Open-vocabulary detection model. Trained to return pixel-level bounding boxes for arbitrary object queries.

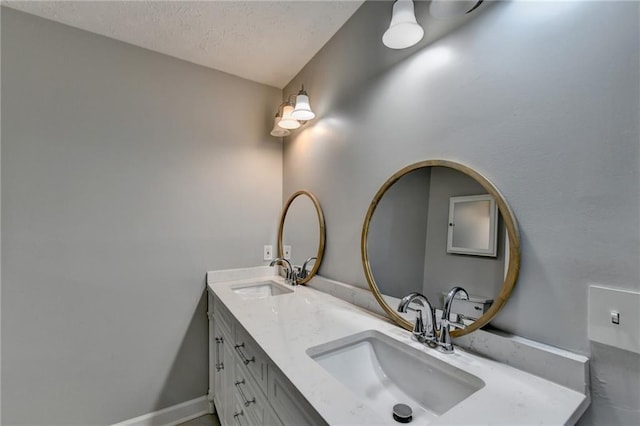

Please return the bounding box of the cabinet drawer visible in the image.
[234,326,269,394]
[233,360,268,425]
[230,395,251,426]
[214,297,234,341]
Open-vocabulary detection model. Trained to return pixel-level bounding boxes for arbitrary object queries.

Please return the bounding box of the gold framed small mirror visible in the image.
[277,190,326,285]
[361,160,521,337]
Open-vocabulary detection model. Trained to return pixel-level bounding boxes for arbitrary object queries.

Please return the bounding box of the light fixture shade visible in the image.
[278,104,301,130]
[382,0,424,49]
[270,116,291,137]
[291,93,315,121]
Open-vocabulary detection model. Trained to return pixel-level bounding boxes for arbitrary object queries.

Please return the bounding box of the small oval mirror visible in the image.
[278,190,326,284]
[361,160,520,337]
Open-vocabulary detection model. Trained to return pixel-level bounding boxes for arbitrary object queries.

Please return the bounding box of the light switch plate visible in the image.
[283,245,291,260]
[588,285,640,354]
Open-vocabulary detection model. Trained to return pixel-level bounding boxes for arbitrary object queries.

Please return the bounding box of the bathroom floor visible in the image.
[178,413,220,426]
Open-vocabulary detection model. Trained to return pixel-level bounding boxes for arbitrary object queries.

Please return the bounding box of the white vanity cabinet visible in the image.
[208,289,326,426]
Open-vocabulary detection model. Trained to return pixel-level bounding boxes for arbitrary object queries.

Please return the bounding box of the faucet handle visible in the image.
[441,317,466,330]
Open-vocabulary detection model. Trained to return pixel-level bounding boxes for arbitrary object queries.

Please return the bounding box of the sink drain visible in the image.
[392,403,413,423]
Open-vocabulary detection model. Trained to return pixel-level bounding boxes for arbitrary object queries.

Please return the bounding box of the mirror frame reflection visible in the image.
[277,190,326,285]
[361,160,521,337]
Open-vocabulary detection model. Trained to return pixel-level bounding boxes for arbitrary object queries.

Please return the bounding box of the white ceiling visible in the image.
[3,0,365,88]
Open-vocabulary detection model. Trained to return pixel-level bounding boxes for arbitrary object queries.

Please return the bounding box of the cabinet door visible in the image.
[213,317,236,425]
[268,367,327,426]
[208,291,215,412]
[262,403,283,426]
[212,317,225,419]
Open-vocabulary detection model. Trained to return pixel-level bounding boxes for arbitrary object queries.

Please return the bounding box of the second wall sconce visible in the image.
[270,85,316,137]
[383,0,484,50]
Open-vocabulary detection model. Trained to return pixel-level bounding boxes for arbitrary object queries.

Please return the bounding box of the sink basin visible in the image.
[307,330,485,423]
[231,281,293,299]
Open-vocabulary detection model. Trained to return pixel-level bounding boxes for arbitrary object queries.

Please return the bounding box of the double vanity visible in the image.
[207,160,590,425]
[207,269,589,425]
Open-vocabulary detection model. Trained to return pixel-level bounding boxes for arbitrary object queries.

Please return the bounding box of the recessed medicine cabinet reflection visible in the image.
[447,194,498,257]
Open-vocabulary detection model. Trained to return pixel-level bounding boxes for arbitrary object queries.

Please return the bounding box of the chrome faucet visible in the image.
[397,292,437,344]
[297,256,317,280]
[269,257,297,285]
[438,286,469,353]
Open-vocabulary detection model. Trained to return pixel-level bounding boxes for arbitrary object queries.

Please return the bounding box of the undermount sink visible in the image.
[231,281,293,299]
[306,330,485,424]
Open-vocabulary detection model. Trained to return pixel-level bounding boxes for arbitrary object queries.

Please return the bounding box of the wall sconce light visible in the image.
[383,0,484,50]
[278,103,301,130]
[269,85,315,137]
[382,0,424,49]
[270,113,291,137]
[291,86,315,121]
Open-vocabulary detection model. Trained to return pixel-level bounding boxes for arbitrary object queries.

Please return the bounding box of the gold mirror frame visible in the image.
[277,190,326,285]
[361,160,521,337]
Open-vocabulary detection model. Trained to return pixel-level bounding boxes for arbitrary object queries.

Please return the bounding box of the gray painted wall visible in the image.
[1,8,282,425]
[283,1,639,424]
[0,6,3,424]
[422,167,505,307]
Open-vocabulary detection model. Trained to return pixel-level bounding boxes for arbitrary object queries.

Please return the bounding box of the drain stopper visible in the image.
[392,403,413,423]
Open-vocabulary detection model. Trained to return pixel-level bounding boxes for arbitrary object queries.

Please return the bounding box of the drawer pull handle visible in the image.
[234,379,256,407]
[215,336,224,371]
[233,409,244,426]
[234,343,255,365]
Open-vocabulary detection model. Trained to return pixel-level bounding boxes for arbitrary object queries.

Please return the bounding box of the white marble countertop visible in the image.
[208,268,589,426]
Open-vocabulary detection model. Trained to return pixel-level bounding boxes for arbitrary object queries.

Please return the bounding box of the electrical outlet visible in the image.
[263,245,273,261]
[284,245,291,260]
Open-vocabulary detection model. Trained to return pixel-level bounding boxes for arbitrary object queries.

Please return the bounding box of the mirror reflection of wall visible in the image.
[368,168,431,299]
[282,194,319,267]
[278,190,327,284]
[367,166,506,310]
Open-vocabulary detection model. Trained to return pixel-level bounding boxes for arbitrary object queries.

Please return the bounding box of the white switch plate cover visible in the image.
[263,245,273,261]
[283,245,291,260]
[588,285,640,354]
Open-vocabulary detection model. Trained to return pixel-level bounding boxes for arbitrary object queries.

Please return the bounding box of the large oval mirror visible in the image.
[278,190,326,284]
[361,160,520,337]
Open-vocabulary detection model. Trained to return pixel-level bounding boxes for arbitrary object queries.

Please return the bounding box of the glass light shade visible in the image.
[291,94,315,121]
[382,0,424,50]
[278,105,301,130]
[270,117,291,137]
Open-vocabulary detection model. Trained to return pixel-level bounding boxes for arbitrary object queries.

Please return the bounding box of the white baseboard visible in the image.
[112,396,209,426]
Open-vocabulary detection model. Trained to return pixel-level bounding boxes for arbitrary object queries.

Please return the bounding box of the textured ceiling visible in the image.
[3,0,365,88]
